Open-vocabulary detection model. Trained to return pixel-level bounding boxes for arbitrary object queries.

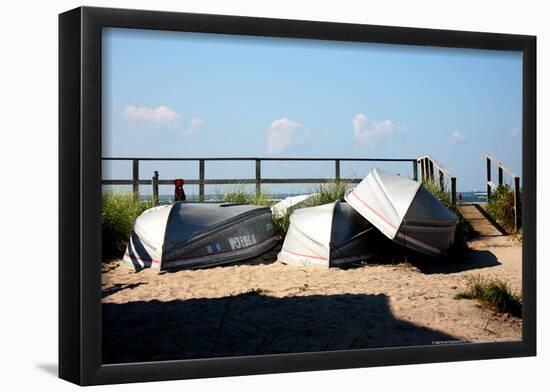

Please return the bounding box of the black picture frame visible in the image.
[59,6,536,386]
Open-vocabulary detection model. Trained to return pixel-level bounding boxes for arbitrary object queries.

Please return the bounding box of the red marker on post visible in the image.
[174,179,186,201]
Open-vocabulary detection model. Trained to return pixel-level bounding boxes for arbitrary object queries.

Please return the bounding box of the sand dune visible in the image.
[102,236,522,363]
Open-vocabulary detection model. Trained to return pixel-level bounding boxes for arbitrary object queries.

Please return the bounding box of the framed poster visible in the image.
[59,6,536,385]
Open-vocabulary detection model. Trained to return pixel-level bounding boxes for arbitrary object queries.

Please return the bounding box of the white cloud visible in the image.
[123,105,181,126]
[123,105,204,135]
[511,126,521,137]
[448,130,467,143]
[184,117,204,135]
[266,118,306,154]
[352,113,404,144]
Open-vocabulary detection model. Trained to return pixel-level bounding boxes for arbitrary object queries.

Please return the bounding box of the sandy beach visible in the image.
[102,235,522,364]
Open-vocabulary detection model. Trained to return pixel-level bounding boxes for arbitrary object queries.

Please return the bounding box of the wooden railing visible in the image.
[486,155,521,230]
[102,157,418,202]
[417,155,457,205]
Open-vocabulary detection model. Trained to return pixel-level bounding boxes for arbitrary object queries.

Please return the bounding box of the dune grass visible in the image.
[454,274,522,317]
[304,180,351,207]
[223,188,253,204]
[271,212,291,240]
[486,184,520,233]
[102,192,152,260]
[223,188,275,206]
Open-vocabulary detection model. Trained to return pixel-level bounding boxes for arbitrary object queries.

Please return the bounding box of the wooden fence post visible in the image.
[439,170,444,191]
[428,159,435,182]
[498,166,504,187]
[152,171,159,206]
[451,177,457,206]
[423,158,428,182]
[199,159,205,202]
[412,160,418,181]
[420,158,428,182]
[486,157,492,201]
[514,176,521,231]
[255,159,261,197]
[132,159,139,200]
[335,159,340,181]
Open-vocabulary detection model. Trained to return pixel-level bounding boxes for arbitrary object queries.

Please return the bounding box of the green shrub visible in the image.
[454,274,522,317]
[486,184,520,233]
[102,193,151,260]
[423,179,472,252]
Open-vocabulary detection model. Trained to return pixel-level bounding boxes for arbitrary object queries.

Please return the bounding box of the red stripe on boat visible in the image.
[350,190,397,230]
[282,248,327,260]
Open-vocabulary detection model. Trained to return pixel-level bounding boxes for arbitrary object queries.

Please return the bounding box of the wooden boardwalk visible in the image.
[457,203,506,238]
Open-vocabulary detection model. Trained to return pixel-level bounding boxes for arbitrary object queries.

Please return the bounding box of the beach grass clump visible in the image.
[223,188,251,204]
[250,191,274,206]
[305,180,352,207]
[454,275,522,317]
[102,192,152,260]
[423,179,473,252]
[271,211,291,240]
[486,184,520,233]
[223,188,275,206]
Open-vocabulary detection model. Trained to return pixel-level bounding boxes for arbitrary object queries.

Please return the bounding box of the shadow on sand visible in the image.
[236,240,501,275]
[408,249,500,274]
[102,282,146,298]
[103,292,463,364]
[256,242,500,275]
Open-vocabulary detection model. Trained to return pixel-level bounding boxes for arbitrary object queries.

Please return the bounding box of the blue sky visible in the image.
[102,28,522,194]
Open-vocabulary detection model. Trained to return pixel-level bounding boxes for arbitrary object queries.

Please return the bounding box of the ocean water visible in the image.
[146,190,488,204]
[456,191,488,204]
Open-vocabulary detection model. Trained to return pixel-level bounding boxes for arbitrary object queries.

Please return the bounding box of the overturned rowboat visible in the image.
[345,168,458,257]
[277,200,394,267]
[123,202,277,271]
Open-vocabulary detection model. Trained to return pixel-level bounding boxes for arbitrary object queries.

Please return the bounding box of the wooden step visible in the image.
[457,204,504,237]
